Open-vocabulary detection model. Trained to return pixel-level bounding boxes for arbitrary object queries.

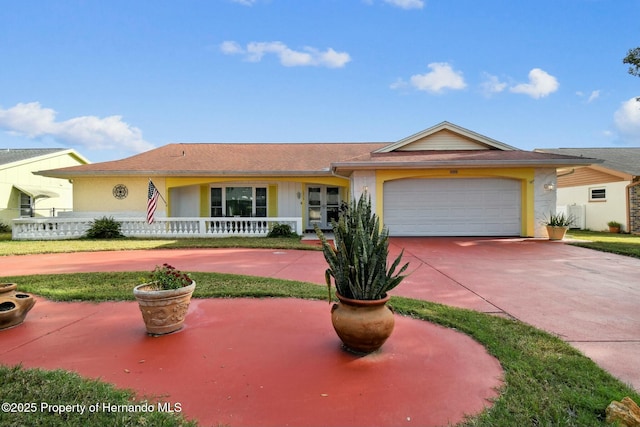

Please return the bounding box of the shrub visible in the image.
[85,216,124,239]
[267,223,297,238]
[0,222,11,233]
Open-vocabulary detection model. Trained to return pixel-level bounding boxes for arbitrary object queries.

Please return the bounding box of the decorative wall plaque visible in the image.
[112,184,128,199]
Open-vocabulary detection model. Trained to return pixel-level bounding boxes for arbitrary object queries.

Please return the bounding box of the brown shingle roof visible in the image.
[36,142,598,178]
[38,143,389,177]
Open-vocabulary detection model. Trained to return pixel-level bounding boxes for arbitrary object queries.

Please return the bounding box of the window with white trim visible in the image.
[589,187,606,202]
[210,186,267,217]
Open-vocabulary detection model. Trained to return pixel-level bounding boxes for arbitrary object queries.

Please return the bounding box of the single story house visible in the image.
[535,148,640,234]
[33,122,595,238]
[0,148,89,225]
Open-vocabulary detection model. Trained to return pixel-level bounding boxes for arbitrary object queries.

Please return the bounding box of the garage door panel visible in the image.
[383,178,521,236]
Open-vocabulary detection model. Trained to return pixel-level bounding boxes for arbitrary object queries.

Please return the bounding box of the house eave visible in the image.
[35,169,337,179]
[331,159,599,171]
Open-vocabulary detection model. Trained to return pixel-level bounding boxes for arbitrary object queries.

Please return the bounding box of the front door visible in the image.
[307,186,341,229]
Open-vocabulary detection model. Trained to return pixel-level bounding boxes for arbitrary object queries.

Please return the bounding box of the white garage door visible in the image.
[383,178,521,236]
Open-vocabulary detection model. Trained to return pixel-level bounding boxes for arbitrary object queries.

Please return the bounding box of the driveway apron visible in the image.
[390,237,640,391]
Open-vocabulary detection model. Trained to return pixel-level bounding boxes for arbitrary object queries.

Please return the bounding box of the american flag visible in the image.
[147,180,160,224]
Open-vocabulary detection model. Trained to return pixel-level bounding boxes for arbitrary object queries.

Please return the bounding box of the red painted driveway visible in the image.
[1,236,639,425]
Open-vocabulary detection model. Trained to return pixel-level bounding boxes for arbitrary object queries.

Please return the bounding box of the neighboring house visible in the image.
[536,148,640,234]
[35,122,594,238]
[0,148,90,226]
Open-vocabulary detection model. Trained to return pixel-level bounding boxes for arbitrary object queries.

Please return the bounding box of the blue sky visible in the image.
[0,0,638,163]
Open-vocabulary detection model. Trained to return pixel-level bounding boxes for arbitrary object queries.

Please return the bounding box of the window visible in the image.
[255,187,267,217]
[210,188,223,217]
[210,186,267,217]
[589,187,606,202]
[19,193,33,217]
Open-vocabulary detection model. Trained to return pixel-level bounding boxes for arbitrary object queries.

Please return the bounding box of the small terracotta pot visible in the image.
[133,281,195,335]
[330,292,395,354]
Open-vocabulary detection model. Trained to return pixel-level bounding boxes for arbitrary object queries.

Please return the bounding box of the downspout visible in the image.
[626,178,640,234]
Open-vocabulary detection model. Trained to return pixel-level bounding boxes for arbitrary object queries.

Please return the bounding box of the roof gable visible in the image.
[376,121,518,153]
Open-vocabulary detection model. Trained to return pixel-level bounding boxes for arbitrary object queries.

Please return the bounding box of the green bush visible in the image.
[84,216,124,239]
[0,222,11,233]
[267,223,297,238]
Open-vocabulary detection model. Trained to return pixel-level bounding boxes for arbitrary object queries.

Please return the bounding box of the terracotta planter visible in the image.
[609,226,621,233]
[0,283,36,330]
[330,292,395,354]
[546,225,569,241]
[133,281,195,335]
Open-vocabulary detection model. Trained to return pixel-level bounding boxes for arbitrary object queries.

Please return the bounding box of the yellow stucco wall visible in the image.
[73,177,168,215]
[167,176,348,220]
[71,175,350,218]
[374,168,536,237]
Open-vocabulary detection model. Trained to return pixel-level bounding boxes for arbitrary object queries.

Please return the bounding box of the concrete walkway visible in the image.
[0,237,638,424]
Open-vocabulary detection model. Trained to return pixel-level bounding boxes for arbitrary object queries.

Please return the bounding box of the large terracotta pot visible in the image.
[330,292,395,354]
[133,281,195,335]
[0,283,36,330]
[546,225,569,241]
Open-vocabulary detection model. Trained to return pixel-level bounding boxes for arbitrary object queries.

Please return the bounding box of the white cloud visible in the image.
[576,89,601,103]
[389,78,409,90]
[480,73,507,96]
[587,90,601,103]
[407,62,466,93]
[219,40,243,55]
[613,97,640,143]
[509,68,559,99]
[383,0,425,9]
[230,0,257,5]
[0,102,154,153]
[220,40,351,68]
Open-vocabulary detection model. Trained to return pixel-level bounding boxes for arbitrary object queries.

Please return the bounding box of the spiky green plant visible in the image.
[315,193,409,301]
[542,212,576,227]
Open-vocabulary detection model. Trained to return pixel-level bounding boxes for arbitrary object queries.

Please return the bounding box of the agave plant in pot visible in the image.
[542,212,575,241]
[133,264,195,336]
[315,194,409,354]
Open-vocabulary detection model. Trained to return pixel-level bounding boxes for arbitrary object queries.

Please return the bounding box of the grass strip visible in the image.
[0,365,196,427]
[567,230,640,259]
[0,234,317,256]
[2,271,639,426]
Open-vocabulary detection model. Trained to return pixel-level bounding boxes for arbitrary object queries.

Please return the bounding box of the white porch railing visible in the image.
[12,217,304,240]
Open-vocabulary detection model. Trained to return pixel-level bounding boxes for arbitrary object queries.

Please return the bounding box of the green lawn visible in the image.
[567,230,640,259]
[0,233,316,256]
